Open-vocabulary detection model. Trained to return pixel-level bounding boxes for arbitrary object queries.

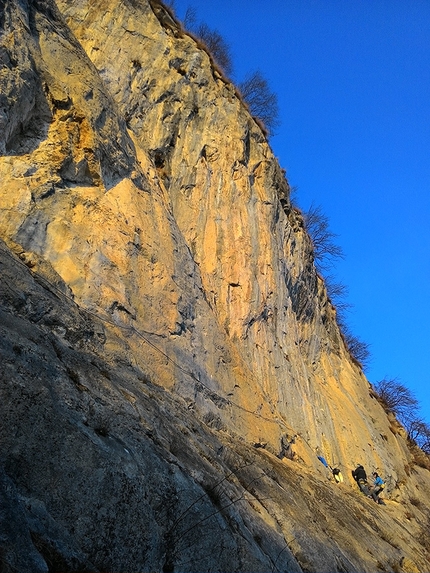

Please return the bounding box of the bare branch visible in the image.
[406,418,430,452]
[195,23,233,75]
[183,6,197,29]
[343,331,371,369]
[374,378,419,422]
[239,71,280,136]
[324,275,352,317]
[303,204,344,271]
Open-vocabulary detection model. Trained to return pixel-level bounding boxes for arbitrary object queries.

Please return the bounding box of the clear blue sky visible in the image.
[171,0,430,422]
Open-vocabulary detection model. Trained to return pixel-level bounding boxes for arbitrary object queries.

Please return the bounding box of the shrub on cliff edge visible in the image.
[303,203,344,272]
[238,71,280,136]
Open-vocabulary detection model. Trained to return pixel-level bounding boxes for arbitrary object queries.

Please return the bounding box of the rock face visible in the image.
[1,1,429,572]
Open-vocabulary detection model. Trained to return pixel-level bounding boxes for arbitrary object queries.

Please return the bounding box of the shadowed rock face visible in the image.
[1,1,430,571]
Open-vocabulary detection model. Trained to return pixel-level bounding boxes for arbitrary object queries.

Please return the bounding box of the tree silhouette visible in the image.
[374,378,419,423]
[303,204,344,271]
[195,23,233,75]
[324,275,351,316]
[239,71,280,136]
[343,331,371,369]
[406,418,430,454]
[183,6,197,29]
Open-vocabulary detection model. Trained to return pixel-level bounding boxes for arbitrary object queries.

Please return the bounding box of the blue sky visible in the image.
[171,0,430,422]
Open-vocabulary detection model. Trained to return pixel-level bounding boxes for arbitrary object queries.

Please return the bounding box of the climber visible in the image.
[278,434,297,461]
[352,464,370,495]
[369,472,385,504]
[332,467,344,483]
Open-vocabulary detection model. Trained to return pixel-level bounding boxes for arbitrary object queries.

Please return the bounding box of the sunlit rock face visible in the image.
[1,1,429,572]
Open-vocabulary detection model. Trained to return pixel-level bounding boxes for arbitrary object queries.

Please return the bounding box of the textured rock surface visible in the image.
[1,1,430,571]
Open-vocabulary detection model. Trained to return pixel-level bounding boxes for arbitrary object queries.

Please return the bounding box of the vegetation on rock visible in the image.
[1,0,430,571]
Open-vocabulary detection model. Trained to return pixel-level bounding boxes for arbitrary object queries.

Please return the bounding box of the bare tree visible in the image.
[195,23,233,75]
[374,378,419,423]
[406,418,430,454]
[343,331,371,370]
[324,275,351,315]
[183,5,197,29]
[303,204,344,271]
[239,71,280,136]
[300,205,369,369]
[333,312,370,369]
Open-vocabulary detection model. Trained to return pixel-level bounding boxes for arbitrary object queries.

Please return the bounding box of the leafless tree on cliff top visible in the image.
[195,23,233,75]
[303,203,344,271]
[406,418,430,455]
[183,6,197,29]
[324,275,351,315]
[239,71,280,136]
[374,378,419,422]
[344,332,371,369]
[335,309,371,370]
[374,378,430,459]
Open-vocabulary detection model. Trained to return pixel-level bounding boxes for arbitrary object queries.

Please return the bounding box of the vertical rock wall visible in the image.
[0,0,416,487]
[2,2,430,571]
[52,0,409,479]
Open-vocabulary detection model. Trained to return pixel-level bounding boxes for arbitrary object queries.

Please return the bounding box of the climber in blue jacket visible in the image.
[370,472,385,504]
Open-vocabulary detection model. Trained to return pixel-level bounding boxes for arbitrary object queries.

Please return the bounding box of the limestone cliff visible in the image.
[1,1,429,572]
